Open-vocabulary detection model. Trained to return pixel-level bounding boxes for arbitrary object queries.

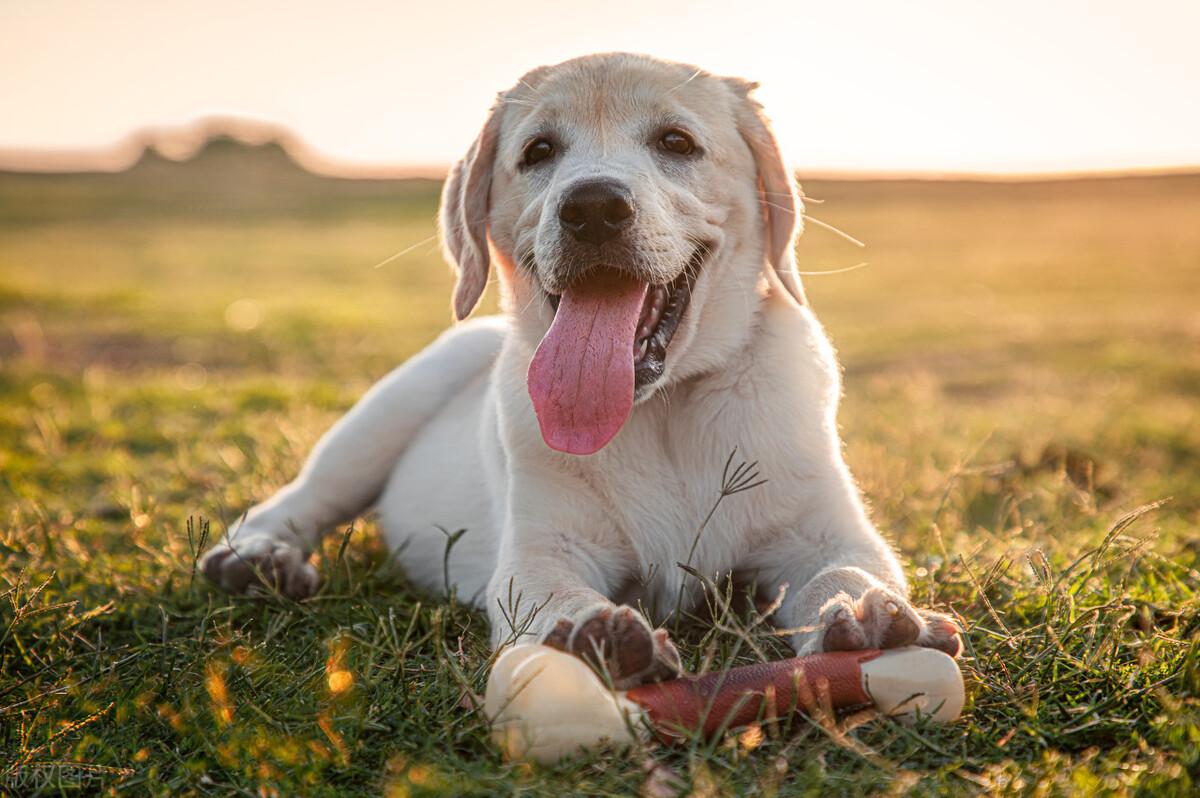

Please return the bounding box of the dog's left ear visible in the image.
[440,97,503,320]
[727,79,807,306]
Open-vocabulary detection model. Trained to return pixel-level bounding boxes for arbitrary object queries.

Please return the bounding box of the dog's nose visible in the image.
[558,180,634,245]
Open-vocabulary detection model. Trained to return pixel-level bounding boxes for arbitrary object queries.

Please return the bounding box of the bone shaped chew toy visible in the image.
[486,644,965,763]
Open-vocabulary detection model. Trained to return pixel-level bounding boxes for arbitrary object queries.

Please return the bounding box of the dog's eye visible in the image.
[523,138,555,167]
[659,129,696,156]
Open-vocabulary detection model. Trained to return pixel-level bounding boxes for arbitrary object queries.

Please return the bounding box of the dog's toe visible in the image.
[649,628,683,680]
[819,596,870,652]
[858,587,922,649]
[916,609,964,657]
[608,606,658,678]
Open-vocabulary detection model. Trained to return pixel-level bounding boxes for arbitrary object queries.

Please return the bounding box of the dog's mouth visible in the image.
[545,251,701,394]
[528,245,708,455]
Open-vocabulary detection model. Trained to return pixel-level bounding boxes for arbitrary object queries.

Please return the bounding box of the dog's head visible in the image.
[440,53,804,454]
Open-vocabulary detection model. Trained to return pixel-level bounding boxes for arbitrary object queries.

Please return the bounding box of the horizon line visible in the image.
[2,121,1198,184]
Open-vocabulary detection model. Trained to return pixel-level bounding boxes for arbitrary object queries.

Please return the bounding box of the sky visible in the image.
[3,0,1199,175]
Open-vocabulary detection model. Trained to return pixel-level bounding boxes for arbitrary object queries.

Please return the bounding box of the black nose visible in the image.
[558,180,634,245]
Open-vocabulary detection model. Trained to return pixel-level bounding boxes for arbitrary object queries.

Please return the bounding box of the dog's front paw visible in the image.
[542,604,682,689]
[819,587,962,657]
[200,533,320,600]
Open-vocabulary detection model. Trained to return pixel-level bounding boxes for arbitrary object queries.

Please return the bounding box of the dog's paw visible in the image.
[819,587,962,657]
[200,533,320,600]
[542,604,682,689]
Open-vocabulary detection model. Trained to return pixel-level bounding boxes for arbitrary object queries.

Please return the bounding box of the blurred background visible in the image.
[2,0,1197,501]
[2,0,1198,560]
[2,2,1199,794]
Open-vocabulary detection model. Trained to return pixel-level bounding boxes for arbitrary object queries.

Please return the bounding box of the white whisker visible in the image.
[802,214,866,248]
[667,68,704,95]
[371,234,439,269]
[795,262,870,276]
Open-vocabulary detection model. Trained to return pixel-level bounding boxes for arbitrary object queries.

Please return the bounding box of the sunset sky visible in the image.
[3,0,1198,174]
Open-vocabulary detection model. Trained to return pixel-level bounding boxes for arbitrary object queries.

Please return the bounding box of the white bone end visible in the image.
[485,644,645,763]
[859,646,965,723]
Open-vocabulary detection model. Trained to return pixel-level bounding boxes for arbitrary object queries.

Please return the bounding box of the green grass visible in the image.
[2,144,1199,796]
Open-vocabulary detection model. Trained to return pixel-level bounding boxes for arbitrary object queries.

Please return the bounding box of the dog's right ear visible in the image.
[440,99,503,320]
[725,78,807,307]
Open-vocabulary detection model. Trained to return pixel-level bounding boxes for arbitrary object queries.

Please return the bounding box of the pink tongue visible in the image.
[527,271,648,455]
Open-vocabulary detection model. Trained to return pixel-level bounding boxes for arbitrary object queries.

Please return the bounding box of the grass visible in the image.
[1,141,1199,796]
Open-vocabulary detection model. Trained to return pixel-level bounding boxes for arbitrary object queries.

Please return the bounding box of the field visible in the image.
[1,138,1199,796]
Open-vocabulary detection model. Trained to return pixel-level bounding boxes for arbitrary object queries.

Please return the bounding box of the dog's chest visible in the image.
[620,490,757,620]
[595,398,790,617]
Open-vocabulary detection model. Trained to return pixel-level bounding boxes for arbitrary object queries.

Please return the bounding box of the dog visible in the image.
[201,53,961,687]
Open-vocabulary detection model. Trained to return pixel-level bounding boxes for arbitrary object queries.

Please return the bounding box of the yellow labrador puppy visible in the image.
[202,53,960,686]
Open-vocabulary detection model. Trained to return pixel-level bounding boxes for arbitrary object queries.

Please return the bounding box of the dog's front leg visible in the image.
[486,500,682,688]
[753,484,962,658]
[201,318,504,598]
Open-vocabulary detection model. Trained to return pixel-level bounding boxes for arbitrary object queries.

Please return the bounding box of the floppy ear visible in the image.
[440,99,503,320]
[728,81,807,306]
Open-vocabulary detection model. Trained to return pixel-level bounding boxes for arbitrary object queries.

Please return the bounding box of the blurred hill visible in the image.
[0,126,443,225]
